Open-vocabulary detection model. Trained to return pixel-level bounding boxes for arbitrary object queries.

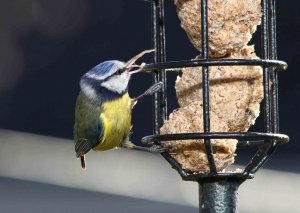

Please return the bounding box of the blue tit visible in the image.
[74,50,164,169]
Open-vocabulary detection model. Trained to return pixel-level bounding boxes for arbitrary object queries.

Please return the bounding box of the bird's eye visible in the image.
[115,68,124,75]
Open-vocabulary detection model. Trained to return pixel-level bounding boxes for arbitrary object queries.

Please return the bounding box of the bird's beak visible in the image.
[126,49,154,74]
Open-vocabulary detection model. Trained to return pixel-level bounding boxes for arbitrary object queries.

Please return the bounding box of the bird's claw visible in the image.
[146,82,163,96]
[148,144,166,153]
[133,82,163,103]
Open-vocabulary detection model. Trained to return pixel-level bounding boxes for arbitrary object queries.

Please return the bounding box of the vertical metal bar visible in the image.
[262,0,271,133]
[151,0,160,135]
[151,0,167,135]
[158,0,167,121]
[244,0,273,175]
[254,0,281,172]
[201,0,217,174]
[270,0,279,133]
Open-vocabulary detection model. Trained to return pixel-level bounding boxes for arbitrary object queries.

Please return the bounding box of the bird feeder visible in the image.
[141,0,289,212]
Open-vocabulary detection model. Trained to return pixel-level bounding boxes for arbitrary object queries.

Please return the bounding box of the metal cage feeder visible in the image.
[141,0,289,212]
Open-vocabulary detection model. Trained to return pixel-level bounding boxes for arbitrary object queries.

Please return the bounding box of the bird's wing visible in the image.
[74,92,103,157]
[75,138,92,157]
[74,119,103,157]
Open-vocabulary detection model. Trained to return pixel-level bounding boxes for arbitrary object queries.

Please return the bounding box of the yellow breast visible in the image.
[93,93,132,151]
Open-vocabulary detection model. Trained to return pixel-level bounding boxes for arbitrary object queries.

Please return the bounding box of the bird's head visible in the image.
[80,49,153,100]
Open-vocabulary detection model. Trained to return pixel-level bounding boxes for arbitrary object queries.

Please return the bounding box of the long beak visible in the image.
[126,49,154,74]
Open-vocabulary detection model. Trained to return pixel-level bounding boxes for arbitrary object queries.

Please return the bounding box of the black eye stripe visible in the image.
[115,68,125,75]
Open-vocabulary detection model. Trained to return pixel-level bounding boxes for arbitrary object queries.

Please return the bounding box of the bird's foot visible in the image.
[133,144,166,153]
[133,82,163,103]
[121,140,166,153]
[147,144,166,153]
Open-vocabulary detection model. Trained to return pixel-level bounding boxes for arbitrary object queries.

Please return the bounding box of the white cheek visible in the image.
[80,82,97,99]
[101,72,130,94]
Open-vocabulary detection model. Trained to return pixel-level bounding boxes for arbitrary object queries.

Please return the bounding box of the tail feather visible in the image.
[80,155,86,170]
[75,138,94,169]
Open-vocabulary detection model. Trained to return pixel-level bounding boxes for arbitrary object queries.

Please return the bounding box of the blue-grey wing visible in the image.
[74,92,103,157]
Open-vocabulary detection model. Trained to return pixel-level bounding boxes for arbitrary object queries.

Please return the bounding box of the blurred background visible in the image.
[0,0,299,212]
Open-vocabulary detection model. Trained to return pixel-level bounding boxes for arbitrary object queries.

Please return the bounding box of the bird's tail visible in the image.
[80,155,86,170]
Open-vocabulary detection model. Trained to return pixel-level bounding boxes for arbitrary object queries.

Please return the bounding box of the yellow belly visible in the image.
[93,93,132,151]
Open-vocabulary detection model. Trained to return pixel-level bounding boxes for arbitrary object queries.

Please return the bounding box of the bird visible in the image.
[73,49,164,169]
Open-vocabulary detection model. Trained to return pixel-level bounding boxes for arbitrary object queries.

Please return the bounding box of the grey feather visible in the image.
[74,92,103,157]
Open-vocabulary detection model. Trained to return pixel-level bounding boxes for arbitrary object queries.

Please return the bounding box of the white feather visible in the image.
[80,82,97,100]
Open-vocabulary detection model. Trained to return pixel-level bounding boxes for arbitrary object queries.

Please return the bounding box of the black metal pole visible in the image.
[200,0,217,175]
[151,0,160,135]
[151,0,167,135]
[198,179,242,213]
